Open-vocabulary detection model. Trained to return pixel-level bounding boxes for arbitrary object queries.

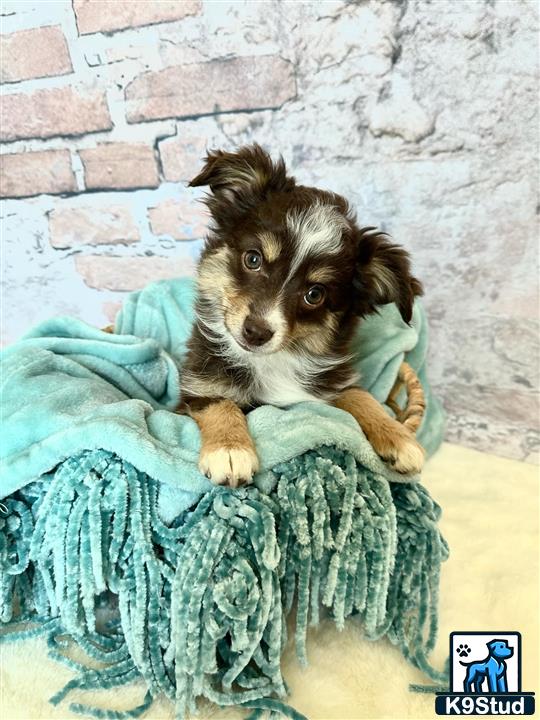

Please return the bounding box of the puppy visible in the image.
[179,144,425,487]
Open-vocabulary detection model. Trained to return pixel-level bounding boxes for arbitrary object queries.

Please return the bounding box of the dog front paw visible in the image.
[369,425,425,475]
[199,445,259,488]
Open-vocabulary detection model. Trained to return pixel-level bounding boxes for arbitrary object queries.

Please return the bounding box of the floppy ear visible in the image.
[189,144,294,213]
[352,227,423,324]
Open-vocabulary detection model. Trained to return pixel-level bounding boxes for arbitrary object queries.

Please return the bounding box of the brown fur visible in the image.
[259,231,281,262]
[181,144,425,484]
[191,399,258,487]
[332,388,425,474]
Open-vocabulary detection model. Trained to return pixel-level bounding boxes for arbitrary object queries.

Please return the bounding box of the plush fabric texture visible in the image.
[2,444,538,720]
[0,279,447,719]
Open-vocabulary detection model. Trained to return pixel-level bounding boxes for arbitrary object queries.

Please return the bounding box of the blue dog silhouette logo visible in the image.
[458,638,513,693]
[435,631,535,716]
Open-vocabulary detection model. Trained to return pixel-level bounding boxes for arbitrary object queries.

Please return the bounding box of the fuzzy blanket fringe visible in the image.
[1,446,448,719]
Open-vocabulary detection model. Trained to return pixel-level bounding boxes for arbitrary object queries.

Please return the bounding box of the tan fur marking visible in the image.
[291,323,331,354]
[333,387,425,474]
[307,267,337,284]
[198,246,232,298]
[223,288,251,337]
[191,399,259,486]
[180,372,252,406]
[259,232,281,263]
[370,257,399,298]
[192,399,252,453]
[221,162,267,190]
[253,167,269,186]
[289,313,338,354]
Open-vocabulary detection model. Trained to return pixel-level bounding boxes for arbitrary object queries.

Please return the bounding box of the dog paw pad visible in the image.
[457,643,471,658]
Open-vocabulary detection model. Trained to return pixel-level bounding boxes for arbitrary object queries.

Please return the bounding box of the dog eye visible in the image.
[304,284,326,307]
[243,250,262,271]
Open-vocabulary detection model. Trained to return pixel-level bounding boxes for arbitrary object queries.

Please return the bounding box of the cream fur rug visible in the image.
[1,443,538,719]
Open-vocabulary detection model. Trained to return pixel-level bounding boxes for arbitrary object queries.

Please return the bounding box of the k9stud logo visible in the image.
[435,632,535,715]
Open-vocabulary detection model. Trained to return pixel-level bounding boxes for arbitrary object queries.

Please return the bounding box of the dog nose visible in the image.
[242,316,274,347]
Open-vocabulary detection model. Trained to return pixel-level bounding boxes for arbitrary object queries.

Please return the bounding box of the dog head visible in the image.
[488,640,514,660]
[190,144,422,358]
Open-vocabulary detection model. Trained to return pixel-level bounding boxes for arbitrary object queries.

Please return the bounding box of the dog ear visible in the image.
[189,144,294,212]
[352,227,423,324]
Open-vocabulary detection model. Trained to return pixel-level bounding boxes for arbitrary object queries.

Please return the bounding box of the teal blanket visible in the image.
[1,279,443,512]
[0,279,448,719]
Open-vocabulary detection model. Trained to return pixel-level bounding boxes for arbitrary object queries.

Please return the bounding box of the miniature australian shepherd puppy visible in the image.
[179,144,425,487]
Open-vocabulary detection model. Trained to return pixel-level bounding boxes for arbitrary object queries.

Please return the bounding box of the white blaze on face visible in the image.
[262,299,287,352]
[286,201,347,280]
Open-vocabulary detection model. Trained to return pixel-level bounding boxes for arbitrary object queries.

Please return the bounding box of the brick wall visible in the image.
[1,0,538,462]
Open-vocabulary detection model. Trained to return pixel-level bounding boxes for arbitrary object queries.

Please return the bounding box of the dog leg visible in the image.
[188,398,259,487]
[487,666,501,693]
[333,387,425,474]
[474,677,484,693]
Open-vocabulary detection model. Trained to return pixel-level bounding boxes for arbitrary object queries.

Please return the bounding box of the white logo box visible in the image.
[450,632,521,693]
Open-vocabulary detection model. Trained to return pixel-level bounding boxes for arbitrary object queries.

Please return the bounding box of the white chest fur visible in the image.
[248,351,321,407]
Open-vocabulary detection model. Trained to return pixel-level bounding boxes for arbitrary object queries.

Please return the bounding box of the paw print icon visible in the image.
[456,643,471,658]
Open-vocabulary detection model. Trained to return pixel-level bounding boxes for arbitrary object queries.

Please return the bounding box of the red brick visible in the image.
[79,143,159,191]
[0,150,76,198]
[125,56,296,123]
[49,205,140,249]
[1,87,112,143]
[73,0,200,35]
[75,255,196,292]
[148,199,208,240]
[158,133,207,182]
[0,25,72,83]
